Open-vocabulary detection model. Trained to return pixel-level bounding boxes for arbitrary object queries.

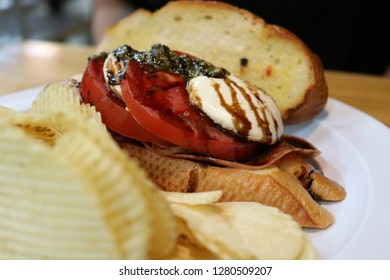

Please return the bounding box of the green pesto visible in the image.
[93,44,229,81]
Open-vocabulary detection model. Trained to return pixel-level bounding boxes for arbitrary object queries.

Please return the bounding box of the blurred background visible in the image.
[0,0,92,45]
[1,0,389,76]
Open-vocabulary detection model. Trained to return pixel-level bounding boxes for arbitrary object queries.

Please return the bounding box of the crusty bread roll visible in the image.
[119,141,334,228]
[96,0,328,124]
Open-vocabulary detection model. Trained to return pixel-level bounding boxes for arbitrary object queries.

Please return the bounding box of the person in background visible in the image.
[92,0,390,76]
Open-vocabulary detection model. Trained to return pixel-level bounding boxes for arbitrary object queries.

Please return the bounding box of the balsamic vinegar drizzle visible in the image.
[210,77,274,141]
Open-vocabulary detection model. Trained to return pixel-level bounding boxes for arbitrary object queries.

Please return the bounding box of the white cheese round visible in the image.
[103,53,125,100]
[187,75,283,144]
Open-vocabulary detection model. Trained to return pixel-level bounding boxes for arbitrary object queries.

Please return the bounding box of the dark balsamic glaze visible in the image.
[211,77,273,141]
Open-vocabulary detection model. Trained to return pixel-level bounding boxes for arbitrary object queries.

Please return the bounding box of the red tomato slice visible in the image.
[121,59,264,161]
[80,58,169,145]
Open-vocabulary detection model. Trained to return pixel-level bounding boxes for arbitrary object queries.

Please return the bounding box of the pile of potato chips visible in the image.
[0,81,315,259]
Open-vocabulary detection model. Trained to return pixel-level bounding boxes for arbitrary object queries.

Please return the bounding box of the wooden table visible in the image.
[1,40,389,127]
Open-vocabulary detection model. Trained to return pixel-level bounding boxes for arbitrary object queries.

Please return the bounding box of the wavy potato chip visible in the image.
[170,201,315,260]
[297,234,317,260]
[0,105,18,115]
[0,92,176,259]
[0,109,61,145]
[53,131,151,259]
[142,188,177,259]
[1,82,103,146]
[51,113,176,259]
[161,190,223,205]
[28,83,178,258]
[0,120,121,259]
[30,81,102,124]
[165,218,218,260]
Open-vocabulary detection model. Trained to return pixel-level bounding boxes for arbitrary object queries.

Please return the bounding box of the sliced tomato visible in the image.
[121,59,264,161]
[80,58,169,145]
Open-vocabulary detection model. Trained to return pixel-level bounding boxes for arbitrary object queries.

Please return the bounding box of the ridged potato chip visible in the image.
[1,81,104,146]
[51,113,176,259]
[0,109,60,145]
[170,201,315,260]
[0,120,120,259]
[30,83,177,258]
[0,85,176,259]
[0,105,18,115]
[141,188,177,259]
[161,190,223,205]
[165,218,218,260]
[297,234,317,260]
[30,81,102,125]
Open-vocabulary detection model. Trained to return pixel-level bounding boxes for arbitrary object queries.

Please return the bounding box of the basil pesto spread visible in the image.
[91,44,229,81]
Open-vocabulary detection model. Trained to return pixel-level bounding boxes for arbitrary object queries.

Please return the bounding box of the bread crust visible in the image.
[268,25,328,123]
[119,141,334,228]
[97,0,328,124]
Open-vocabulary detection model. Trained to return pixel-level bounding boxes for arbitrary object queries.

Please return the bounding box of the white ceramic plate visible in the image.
[1,87,390,260]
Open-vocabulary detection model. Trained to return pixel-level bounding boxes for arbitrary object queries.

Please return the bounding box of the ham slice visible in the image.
[117,135,345,228]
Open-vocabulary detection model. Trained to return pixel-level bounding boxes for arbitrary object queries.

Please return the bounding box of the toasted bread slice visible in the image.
[119,141,334,228]
[96,1,328,124]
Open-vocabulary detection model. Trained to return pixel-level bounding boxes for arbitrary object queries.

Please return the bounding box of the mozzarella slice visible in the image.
[187,75,283,144]
[103,53,125,100]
